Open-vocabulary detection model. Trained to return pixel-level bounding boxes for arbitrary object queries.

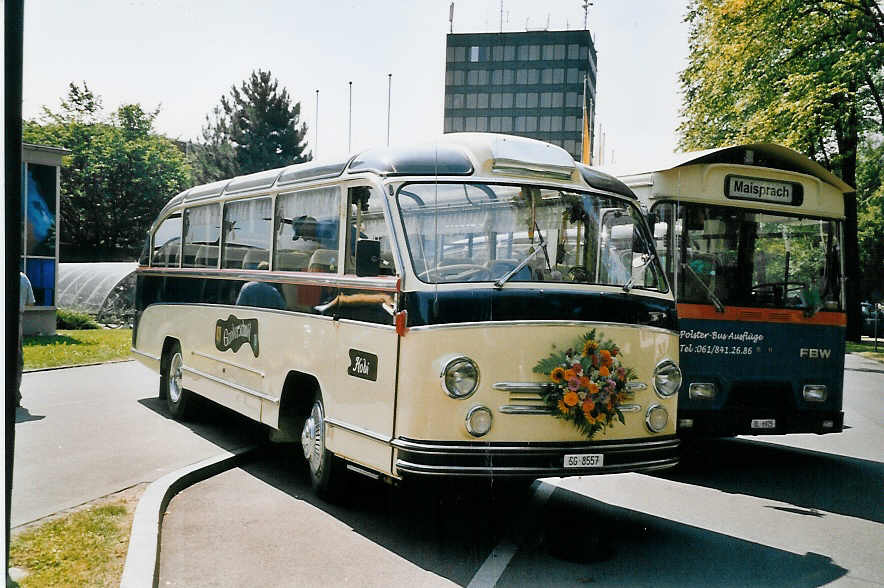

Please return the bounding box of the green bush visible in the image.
[56,308,101,330]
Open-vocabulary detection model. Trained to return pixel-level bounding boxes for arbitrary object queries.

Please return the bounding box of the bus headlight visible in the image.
[646,404,669,433]
[653,359,682,397]
[441,356,479,399]
[465,405,493,437]
[803,384,827,402]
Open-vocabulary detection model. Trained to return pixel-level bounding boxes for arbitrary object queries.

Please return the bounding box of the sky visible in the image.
[22,0,691,171]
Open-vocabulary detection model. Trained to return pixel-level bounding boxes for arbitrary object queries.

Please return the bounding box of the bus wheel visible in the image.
[300,393,340,498]
[162,342,193,420]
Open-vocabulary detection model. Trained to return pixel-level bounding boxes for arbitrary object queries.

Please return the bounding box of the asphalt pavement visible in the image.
[11,361,265,528]
[156,354,884,587]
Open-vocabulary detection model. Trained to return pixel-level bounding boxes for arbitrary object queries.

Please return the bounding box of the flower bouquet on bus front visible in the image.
[533,329,635,439]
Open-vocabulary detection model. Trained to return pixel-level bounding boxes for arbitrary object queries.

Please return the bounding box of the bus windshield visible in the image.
[656,202,843,311]
[398,182,666,291]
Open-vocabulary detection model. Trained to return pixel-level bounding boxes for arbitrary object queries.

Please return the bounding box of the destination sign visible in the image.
[724,175,802,205]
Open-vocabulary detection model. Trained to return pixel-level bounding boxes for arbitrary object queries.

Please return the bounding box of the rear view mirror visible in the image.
[355,239,381,277]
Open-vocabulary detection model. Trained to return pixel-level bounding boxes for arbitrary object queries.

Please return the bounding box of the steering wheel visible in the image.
[419,264,492,282]
[567,266,590,282]
[752,281,805,305]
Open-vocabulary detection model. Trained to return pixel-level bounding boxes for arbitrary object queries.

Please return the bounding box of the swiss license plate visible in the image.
[751,418,776,429]
[564,453,604,468]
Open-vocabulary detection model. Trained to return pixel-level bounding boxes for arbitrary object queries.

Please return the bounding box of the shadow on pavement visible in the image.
[656,437,884,524]
[137,396,268,452]
[14,407,45,424]
[235,447,847,587]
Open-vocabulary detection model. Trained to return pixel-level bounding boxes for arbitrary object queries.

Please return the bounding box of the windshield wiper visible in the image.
[682,262,725,313]
[494,244,546,289]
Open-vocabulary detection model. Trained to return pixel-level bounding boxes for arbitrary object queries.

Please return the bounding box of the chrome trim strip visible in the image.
[324,416,392,444]
[626,382,648,391]
[181,366,277,402]
[492,382,550,393]
[190,350,265,377]
[499,405,555,415]
[395,457,678,476]
[346,464,381,480]
[142,302,335,321]
[137,267,399,291]
[618,403,642,413]
[336,319,396,331]
[409,320,678,336]
[391,437,679,455]
[131,348,160,362]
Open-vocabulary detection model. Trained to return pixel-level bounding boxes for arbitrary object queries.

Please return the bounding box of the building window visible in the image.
[490,116,502,132]
[504,45,515,61]
[492,69,502,85]
[501,92,513,108]
[514,116,526,131]
[477,93,489,108]
[444,117,453,132]
[551,116,563,131]
[541,69,552,84]
[466,93,477,109]
[452,94,464,109]
[475,116,488,131]
[567,68,578,84]
[493,46,503,61]
[445,71,453,85]
[528,69,539,84]
[491,93,501,108]
[552,92,563,107]
[455,46,466,62]
[500,116,512,132]
[527,92,538,108]
[553,68,564,84]
[515,93,526,108]
[452,117,464,131]
[503,69,514,84]
[568,44,579,60]
[580,46,589,60]
[446,47,455,62]
[541,92,552,108]
[517,45,529,60]
[540,116,551,131]
[566,92,579,108]
[470,46,480,62]
[517,69,528,85]
[22,162,59,306]
[555,44,566,60]
[566,115,578,131]
[529,45,540,60]
[542,45,554,60]
[525,116,537,132]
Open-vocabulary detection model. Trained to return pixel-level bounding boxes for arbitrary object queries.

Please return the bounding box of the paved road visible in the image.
[158,354,884,587]
[11,361,265,527]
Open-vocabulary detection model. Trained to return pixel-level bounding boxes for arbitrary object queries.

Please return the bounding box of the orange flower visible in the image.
[563,391,579,407]
[557,399,569,414]
[563,369,577,381]
[550,367,566,383]
[599,365,610,378]
[584,411,596,425]
[579,376,591,389]
[600,349,613,367]
[588,382,599,394]
[582,340,598,356]
[582,398,595,414]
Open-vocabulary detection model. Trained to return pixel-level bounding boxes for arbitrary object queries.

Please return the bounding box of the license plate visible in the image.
[751,419,776,429]
[564,454,604,468]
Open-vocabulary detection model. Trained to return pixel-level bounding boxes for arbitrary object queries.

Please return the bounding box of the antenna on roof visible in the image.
[449,2,454,33]
[499,0,503,32]
[582,0,594,30]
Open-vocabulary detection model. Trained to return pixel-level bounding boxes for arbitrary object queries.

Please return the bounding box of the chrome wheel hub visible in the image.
[169,352,183,403]
[301,402,323,475]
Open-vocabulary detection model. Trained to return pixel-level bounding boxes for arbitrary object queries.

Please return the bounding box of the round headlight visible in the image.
[466,405,493,437]
[653,359,682,397]
[441,356,479,399]
[646,404,669,433]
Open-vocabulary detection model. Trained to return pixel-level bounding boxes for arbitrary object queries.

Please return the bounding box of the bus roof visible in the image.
[164,133,635,212]
[615,143,853,194]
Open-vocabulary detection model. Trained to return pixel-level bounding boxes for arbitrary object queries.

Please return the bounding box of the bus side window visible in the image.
[151,213,182,268]
[346,186,396,276]
[182,204,220,268]
[222,197,272,270]
[274,186,341,272]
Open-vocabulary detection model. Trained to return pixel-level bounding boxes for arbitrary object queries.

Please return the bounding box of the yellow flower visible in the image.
[550,367,566,383]
[582,340,598,356]
[557,399,569,414]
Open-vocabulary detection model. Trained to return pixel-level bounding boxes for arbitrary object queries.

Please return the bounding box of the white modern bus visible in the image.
[132,133,682,495]
[620,143,849,436]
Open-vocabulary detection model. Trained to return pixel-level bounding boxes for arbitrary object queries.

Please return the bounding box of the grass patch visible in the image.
[23,329,132,370]
[9,502,132,587]
[847,340,884,363]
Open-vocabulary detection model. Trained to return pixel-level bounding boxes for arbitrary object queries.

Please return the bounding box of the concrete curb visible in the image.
[120,446,257,588]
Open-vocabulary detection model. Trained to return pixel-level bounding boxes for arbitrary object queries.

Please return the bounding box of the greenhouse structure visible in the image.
[56,262,138,326]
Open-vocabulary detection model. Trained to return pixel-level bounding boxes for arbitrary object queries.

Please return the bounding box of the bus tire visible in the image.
[162,342,193,420]
[300,392,341,498]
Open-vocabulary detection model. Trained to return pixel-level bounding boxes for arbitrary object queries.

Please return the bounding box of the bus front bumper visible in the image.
[677,410,844,437]
[391,437,680,478]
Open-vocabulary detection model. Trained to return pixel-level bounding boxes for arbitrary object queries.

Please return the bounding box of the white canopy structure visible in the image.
[57,262,137,324]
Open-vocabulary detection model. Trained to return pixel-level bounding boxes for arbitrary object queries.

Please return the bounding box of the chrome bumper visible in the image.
[392,436,680,478]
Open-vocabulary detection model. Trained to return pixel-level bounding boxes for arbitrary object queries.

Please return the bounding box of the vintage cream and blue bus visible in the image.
[620,143,849,436]
[132,133,682,495]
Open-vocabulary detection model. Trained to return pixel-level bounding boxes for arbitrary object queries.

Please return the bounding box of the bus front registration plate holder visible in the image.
[751,418,776,430]
[564,454,604,468]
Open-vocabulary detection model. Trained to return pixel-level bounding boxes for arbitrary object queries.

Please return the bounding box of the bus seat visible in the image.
[242,249,269,270]
[308,249,338,273]
[276,250,311,272]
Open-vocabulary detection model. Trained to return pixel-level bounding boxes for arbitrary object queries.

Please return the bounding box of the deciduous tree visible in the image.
[24,82,190,261]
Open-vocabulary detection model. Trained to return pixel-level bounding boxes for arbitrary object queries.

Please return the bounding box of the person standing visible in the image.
[17,272,35,407]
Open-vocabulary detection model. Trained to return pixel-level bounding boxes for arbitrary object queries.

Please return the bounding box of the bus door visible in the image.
[326,185,400,476]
